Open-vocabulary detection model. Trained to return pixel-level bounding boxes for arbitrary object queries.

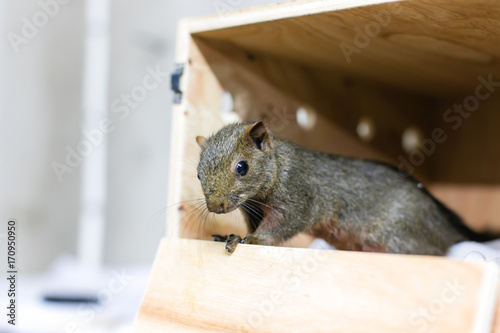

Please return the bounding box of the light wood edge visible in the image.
[131,235,168,328]
[166,21,192,238]
[133,238,498,332]
[493,287,500,333]
[183,0,404,35]
[474,262,500,333]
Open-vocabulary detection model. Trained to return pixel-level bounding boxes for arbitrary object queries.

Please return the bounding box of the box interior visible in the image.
[175,0,500,241]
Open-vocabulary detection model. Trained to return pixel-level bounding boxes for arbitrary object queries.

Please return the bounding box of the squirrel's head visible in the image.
[196,121,276,214]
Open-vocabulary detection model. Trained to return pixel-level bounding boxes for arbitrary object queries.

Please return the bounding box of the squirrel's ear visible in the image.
[245,121,271,151]
[196,136,206,148]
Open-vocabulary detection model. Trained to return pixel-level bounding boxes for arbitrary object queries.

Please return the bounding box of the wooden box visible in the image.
[134,0,500,332]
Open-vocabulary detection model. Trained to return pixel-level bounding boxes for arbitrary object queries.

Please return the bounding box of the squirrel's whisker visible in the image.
[178,201,208,238]
[237,203,261,231]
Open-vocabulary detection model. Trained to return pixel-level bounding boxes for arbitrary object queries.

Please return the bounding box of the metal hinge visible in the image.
[170,63,185,104]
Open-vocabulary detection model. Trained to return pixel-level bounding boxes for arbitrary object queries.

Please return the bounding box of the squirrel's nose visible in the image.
[207,201,225,214]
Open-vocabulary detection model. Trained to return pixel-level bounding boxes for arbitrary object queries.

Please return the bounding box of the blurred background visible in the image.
[0,0,282,331]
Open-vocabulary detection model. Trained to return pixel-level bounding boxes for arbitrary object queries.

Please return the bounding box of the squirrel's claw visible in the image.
[224,234,243,253]
[212,234,242,253]
[212,234,260,253]
[242,234,262,245]
[211,234,228,242]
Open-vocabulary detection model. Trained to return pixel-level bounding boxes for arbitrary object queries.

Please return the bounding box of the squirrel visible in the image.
[195,121,495,255]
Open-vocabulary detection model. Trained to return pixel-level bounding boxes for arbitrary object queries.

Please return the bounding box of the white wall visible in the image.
[1,0,283,273]
[1,0,85,272]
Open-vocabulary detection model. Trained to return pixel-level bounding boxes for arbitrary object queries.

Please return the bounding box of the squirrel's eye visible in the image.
[235,160,249,178]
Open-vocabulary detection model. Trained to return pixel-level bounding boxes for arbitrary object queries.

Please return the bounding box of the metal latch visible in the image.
[170,63,185,104]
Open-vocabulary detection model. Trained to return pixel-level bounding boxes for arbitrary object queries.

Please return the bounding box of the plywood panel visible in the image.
[195,37,434,164]
[145,3,500,332]
[189,0,500,186]
[134,238,499,333]
[427,97,500,184]
[192,0,500,96]
[167,33,248,240]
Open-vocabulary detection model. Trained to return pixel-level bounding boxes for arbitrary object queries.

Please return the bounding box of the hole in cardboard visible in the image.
[356,117,376,142]
[220,91,240,124]
[402,127,424,153]
[296,106,316,130]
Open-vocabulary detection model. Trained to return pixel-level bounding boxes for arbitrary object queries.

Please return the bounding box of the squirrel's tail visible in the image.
[429,190,499,243]
[379,160,499,243]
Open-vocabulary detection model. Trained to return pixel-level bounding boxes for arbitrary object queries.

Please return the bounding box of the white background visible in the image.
[0,0,283,273]
[0,1,283,331]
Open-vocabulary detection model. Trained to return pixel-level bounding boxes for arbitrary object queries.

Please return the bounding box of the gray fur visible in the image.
[197,121,487,255]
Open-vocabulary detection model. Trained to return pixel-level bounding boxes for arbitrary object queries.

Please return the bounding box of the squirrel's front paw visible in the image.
[242,234,264,245]
[211,234,228,242]
[225,234,243,253]
[212,234,243,253]
[212,234,263,253]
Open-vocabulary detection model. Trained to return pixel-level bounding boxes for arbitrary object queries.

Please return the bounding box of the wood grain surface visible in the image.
[192,0,500,96]
[134,238,498,333]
